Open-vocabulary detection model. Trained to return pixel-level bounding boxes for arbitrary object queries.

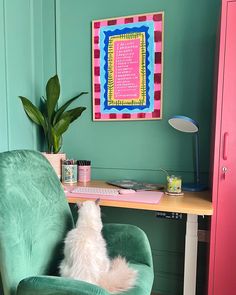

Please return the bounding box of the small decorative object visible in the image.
[166,175,183,195]
[168,115,207,192]
[62,160,77,184]
[19,75,87,177]
[92,12,164,121]
[77,160,91,183]
[159,168,183,196]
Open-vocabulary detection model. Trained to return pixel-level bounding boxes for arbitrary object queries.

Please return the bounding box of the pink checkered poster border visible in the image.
[92,12,164,121]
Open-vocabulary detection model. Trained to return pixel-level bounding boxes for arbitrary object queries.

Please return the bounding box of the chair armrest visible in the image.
[102,224,153,268]
[17,275,109,295]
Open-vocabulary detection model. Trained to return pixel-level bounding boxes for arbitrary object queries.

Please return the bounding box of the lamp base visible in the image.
[182,183,207,192]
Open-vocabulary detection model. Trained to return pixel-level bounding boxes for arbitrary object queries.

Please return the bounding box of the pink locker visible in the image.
[208,0,236,294]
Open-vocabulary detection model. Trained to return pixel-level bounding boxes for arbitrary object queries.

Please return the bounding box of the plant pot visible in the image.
[42,152,66,179]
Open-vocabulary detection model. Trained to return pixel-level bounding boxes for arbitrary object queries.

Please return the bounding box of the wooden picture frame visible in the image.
[92,12,164,121]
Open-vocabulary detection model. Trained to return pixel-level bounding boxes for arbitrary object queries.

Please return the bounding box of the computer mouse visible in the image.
[118,189,136,194]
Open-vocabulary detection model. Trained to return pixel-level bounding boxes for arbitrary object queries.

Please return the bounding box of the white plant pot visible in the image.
[42,152,66,179]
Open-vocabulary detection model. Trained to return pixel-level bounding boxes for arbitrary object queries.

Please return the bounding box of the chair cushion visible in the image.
[102,224,154,294]
[17,275,109,295]
[103,224,153,268]
[122,263,153,295]
[17,263,153,295]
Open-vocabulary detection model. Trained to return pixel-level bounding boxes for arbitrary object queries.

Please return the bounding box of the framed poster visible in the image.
[92,12,164,121]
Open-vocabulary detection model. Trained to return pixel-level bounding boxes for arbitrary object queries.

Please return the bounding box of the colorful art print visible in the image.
[92,12,164,121]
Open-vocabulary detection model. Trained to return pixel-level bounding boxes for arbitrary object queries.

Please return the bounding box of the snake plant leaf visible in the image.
[46,75,60,121]
[46,127,55,153]
[51,128,62,154]
[53,92,88,124]
[51,117,70,153]
[19,96,46,131]
[59,106,86,124]
[53,117,71,138]
[19,74,87,153]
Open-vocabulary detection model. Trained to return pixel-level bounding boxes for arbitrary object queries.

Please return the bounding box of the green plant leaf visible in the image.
[51,128,62,153]
[46,75,60,121]
[53,92,88,124]
[19,74,87,154]
[51,119,67,153]
[60,106,86,123]
[53,117,71,138]
[19,96,46,131]
[46,128,54,153]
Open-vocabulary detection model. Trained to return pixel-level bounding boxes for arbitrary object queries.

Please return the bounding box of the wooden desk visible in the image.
[65,180,213,295]
[66,180,212,215]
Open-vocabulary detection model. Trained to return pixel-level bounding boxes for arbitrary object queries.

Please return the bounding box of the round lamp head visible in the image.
[168,115,199,133]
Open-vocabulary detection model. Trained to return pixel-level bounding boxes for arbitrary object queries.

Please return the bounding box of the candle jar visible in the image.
[77,160,91,183]
[167,175,182,194]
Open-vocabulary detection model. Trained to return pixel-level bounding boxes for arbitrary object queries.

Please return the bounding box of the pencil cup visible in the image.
[78,160,91,183]
[62,164,77,184]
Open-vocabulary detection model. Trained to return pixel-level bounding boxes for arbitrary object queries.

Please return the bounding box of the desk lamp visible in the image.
[168,115,207,192]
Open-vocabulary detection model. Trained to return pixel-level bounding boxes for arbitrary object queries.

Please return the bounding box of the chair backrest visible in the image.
[0,150,74,295]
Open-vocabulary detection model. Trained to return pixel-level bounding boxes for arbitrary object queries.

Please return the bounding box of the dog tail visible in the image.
[99,256,137,294]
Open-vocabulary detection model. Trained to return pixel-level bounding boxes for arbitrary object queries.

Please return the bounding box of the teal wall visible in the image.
[0,0,220,294]
[0,0,55,153]
[0,0,221,183]
[57,0,221,186]
[0,0,37,151]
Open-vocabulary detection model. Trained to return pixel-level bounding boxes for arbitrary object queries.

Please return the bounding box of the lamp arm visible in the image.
[194,132,200,184]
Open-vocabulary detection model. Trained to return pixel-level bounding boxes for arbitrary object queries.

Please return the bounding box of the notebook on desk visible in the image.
[64,186,163,204]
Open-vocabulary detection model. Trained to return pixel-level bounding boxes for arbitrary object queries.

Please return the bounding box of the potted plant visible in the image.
[19,74,87,177]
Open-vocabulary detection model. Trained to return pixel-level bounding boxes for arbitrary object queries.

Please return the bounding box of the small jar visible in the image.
[77,160,91,183]
[167,175,182,194]
[62,160,77,183]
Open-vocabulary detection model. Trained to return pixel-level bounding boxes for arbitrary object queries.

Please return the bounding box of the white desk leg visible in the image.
[183,214,198,295]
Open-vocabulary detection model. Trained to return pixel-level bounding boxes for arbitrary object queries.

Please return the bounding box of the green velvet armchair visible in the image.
[0,150,154,295]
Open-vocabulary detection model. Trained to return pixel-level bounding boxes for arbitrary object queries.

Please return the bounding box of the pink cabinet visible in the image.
[208,0,236,294]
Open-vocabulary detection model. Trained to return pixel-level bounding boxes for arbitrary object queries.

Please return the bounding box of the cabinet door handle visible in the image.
[223,132,229,160]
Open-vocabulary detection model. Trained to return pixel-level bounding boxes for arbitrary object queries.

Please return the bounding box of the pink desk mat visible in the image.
[65,190,163,204]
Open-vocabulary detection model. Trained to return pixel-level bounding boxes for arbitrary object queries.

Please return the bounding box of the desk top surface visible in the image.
[65,180,213,216]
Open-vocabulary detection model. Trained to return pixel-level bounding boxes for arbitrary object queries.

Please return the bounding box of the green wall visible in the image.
[57,0,220,186]
[0,0,56,153]
[0,0,220,294]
